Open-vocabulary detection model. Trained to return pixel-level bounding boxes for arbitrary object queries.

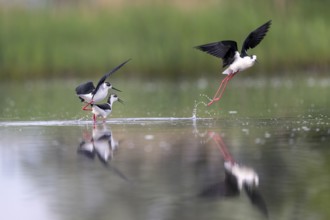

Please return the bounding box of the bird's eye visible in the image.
[105,82,111,86]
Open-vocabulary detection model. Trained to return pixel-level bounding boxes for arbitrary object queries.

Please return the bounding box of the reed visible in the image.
[0,0,329,80]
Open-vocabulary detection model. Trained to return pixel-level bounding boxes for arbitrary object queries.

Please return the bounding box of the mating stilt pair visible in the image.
[75,59,130,122]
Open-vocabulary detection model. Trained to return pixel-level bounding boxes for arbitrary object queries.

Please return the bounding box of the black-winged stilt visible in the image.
[78,125,118,163]
[208,131,259,190]
[91,94,123,123]
[75,59,130,110]
[195,20,271,106]
[199,131,268,216]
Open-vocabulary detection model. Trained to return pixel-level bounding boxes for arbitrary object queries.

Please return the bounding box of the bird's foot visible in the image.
[208,98,221,106]
[82,100,94,111]
[207,100,215,106]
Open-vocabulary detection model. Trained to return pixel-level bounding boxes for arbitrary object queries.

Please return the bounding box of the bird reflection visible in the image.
[77,124,129,182]
[78,124,118,164]
[199,131,268,217]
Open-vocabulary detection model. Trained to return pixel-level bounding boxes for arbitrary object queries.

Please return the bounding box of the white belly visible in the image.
[224,162,259,190]
[92,89,108,103]
[79,93,93,102]
[92,106,111,118]
[79,89,109,103]
[223,55,255,75]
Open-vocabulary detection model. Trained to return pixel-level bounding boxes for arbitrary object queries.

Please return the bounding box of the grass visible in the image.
[0,0,329,80]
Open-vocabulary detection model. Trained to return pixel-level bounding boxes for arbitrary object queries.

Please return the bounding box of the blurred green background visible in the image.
[0,0,329,81]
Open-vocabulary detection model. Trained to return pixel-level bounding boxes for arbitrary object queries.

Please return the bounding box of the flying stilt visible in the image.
[75,59,130,110]
[195,20,272,106]
[91,94,123,123]
[208,131,259,189]
[200,131,267,216]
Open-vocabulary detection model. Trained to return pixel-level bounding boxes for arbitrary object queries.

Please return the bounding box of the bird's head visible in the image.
[104,82,112,89]
[108,94,124,105]
[251,55,257,62]
[105,82,122,92]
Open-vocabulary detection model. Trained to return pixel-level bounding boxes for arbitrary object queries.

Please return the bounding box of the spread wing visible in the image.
[244,186,268,217]
[93,59,131,95]
[195,40,238,68]
[75,81,95,95]
[241,20,272,56]
[198,181,240,198]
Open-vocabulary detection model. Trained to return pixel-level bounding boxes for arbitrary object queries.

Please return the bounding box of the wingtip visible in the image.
[193,45,202,50]
[123,58,132,64]
[266,20,272,26]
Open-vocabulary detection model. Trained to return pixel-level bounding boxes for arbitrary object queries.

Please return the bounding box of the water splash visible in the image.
[191,94,211,119]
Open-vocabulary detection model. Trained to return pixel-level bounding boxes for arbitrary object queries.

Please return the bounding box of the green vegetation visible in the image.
[0,0,329,80]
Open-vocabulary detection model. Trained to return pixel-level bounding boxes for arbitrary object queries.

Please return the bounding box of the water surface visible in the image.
[1,117,330,220]
[1,77,330,219]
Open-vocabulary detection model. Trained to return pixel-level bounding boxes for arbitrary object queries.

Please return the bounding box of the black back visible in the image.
[75,81,95,95]
[93,103,111,110]
[241,20,272,56]
[93,59,131,95]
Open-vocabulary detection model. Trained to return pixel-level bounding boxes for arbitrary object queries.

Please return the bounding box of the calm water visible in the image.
[1,77,330,219]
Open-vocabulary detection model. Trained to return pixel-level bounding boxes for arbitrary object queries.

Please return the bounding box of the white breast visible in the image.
[223,52,256,75]
[79,93,93,102]
[92,88,109,103]
[224,162,259,190]
[92,106,111,118]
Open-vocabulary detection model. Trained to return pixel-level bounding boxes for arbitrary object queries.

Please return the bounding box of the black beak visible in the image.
[118,98,124,104]
[112,87,122,92]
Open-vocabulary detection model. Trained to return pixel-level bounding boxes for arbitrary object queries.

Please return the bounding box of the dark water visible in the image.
[1,117,330,220]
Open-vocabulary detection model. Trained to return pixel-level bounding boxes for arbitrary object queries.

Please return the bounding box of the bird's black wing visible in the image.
[94,103,111,110]
[195,40,238,68]
[198,181,240,199]
[93,59,131,95]
[241,20,272,56]
[244,186,268,217]
[75,81,95,95]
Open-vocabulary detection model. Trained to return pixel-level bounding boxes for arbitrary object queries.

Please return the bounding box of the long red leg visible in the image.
[207,75,230,106]
[82,100,93,111]
[93,114,96,124]
[212,76,229,100]
[213,74,232,101]
[208,72,237,106]
[209,132,235,163]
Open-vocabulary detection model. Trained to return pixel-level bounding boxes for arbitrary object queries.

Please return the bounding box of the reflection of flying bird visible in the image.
[200,132,268,217]
[75,59,130,110]
[195,20,271,106]
[199,162,268,217]
[91,94,123,123]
